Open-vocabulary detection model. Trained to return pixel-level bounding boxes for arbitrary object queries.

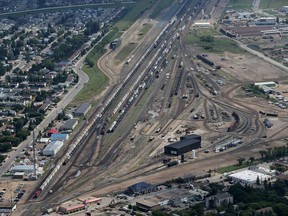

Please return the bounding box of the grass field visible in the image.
[115,42,138,64]
[186,29,244,54]
[150,0,174,19]
[74,52,108,103]
[228,0,253,9]
[259,0,288,9]
[114,0,158,31]
[73,0,158,103]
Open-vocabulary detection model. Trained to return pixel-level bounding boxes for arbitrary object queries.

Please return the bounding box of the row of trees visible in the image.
[259,145,288,161]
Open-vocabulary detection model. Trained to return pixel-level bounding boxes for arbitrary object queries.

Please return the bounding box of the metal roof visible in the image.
[165,139,199,150]
[11,165,35,171]
[74,103,91,114]
[43,141,64,152]
[61,118,78,129]
[50,133,69,140]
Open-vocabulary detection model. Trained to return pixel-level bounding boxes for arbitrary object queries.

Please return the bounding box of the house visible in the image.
[205,193,234,208]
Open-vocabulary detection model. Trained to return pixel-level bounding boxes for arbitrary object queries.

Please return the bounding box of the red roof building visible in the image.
[47,128,59,137]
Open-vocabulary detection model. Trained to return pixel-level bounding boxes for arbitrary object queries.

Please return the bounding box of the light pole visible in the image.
[30,120,37,178]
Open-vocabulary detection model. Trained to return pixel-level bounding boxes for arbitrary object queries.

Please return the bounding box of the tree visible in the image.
[256,176,260,185]
[249,156,255,164]
[0,143,12,152]
[259,150,266,159]
[86,57,94,67]
[16,129,31,141]
[237,158,245,166]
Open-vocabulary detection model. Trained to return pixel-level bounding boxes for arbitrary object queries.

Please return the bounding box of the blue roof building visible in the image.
[50,133,69,141]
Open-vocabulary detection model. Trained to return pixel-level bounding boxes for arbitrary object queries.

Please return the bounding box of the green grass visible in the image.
[74,52,108,103]
[228,0,253,9]
[73,0,158,103]
[115,42,138,64]
[217,163,251,173]
[260,0,288,9]
[114,0,158,31]
[186,29,244,54]
[217,160,260,173]
[0,2,134,18]
[150,0,174,19]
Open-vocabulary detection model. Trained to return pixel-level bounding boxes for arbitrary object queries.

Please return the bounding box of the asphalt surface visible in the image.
[0,53,89,177]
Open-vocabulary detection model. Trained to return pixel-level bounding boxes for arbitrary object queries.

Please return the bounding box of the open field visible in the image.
[260,0,288,9]
[150,0,174,19]
[115,43,138,64]
[138,23,153,39]
[186,29,244,54]
[114,0,158,31]
[73,52,108,103]
[228,0,253,9]
[74,0,159,103]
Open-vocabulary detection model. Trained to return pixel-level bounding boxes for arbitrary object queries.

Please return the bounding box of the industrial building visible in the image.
[280,6,288,14]
[0,202,17,213]
[73,103,91,117]
[136,200,162,212]
[180,134,201,141]
[43,140,64,156]
[58,200,85,214]
[229,170,271,185]
[58,197,101,214]
[50,133,69,141]
[164,135,201,156]
[10,165,36,174]
[205,193,233,208]
[192,22,211,28]
[60,118,79,131]
[254,81,276,88]
[125,182,153,195]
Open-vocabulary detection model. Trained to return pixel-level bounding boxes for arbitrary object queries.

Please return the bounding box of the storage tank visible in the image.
[191,150,196,159]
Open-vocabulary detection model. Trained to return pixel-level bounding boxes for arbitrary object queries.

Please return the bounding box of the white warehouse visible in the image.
[229,170,271,185]
[43,141,64,156]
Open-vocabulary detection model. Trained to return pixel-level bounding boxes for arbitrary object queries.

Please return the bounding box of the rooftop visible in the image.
[165,139,200,150]
[43,140,64,152]
[229,170,271,183]
[74,103,91,114]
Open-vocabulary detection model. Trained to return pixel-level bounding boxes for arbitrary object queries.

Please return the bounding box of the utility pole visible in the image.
[33,128,36,177]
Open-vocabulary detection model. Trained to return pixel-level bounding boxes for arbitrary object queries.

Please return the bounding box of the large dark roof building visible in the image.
[125,182,153,195]
[164,134,201,155]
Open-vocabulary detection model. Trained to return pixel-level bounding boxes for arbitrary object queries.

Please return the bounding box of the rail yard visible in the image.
[3,0,288,215]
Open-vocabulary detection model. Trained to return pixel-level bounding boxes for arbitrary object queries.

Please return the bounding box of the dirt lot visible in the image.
[207,52,288,81]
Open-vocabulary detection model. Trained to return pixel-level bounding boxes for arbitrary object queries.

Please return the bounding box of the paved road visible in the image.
[0,54,89,176]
